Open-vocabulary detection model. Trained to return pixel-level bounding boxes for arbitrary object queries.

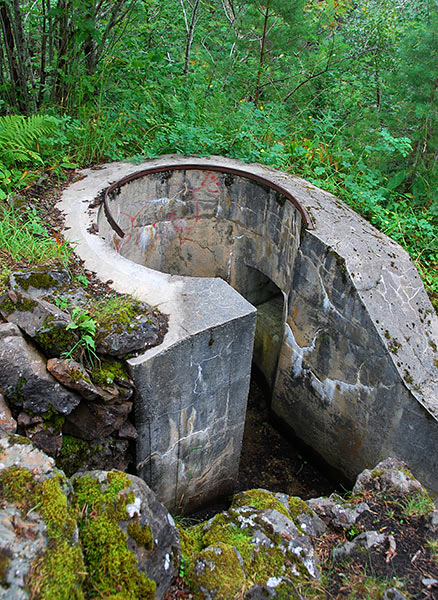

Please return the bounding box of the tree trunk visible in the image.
[183,0,201,81]
[0,0,29,111]
[254,0,270,106]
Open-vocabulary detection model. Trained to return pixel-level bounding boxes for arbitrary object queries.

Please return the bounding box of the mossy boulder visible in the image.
[94,299,162,358]
[0,287,73,352]
[72,470,180,600]
[10,269,71,297]
[0,435,85,599]
[189,542,245,600]
[0,438,180,600]
[353,457,425,496]
[181,493,320,599]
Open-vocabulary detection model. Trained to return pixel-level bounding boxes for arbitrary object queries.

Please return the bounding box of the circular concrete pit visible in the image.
[59,155,438,510]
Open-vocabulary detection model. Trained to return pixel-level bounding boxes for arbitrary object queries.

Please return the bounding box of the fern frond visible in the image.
[0,115,57,166]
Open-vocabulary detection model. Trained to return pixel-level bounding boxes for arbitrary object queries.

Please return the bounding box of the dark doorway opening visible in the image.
[241,266,284,392]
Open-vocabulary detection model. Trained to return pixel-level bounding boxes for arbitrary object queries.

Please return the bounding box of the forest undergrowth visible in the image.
[0,0,436,311]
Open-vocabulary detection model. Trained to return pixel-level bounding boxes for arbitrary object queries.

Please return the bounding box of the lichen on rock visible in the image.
[181,492,320,599]
[0,436,85,599]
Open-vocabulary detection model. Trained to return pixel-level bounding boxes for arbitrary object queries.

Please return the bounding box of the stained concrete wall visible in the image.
[60,155,438,501]
[58,161,256,512]
[103,170,301,297]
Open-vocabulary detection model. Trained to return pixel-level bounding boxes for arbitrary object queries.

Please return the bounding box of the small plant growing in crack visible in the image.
[62,307,98,364]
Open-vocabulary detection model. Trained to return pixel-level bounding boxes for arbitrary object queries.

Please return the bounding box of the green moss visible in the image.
[0,465,33,503]
[69,367,92,385]
[73,472,155,600]
[188,542,245,600]
[127,519,154,550]
[429,340,437,352]
[204,515,252,562]
[287,496,313,520]
[92,296,144,341]
[36,406,65,431]
[250,542,309,585]
[400,468,415,480]
[232,489,291,519]
[57,435,92,477]
[80,514,155,599]
[30,540,85,600]
[0,291,37,314]
[15,271,57,291]
[35,476,76,539]
[35,315,78,356]
[73,471,133,517]
[7,433,32,446]
[181,498,318,595]
[0,465,85,597]
[90,358,129,387]
[7,374,27,405]
[0,267,10,293]
[268,581,301,600]
[0,552,9,584]
[178,522,205,557]
[371,469,384,479]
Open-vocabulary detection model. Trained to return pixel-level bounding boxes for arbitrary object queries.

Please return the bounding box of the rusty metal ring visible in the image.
[103,163,313,238]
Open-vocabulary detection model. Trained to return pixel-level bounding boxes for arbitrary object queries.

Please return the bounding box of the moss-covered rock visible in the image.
[72,470,180,600]
[0,438,85,599]
[0,322,81,416]
[0,439,179,600]
[92,297,162,358]
[34,314,78,358]
[90,358,131,387]
[10,269,70,295]
[181,498,320,598]
[232,488,291,518]
[188,542,245,600]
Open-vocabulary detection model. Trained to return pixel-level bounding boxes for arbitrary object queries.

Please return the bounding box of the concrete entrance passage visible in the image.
[59,155,438,509]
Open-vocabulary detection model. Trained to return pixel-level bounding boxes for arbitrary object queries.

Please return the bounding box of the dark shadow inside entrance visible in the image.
[241,266,284,393]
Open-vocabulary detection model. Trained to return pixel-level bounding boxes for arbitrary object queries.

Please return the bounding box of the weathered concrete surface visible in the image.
[134,304,255,512]
[59,155,438,500]
[58,161,256,512]
[252,296,284,390]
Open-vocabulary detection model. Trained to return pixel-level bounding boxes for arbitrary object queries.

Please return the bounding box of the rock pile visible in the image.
[0,435,179,599]
[1,434,437,599]
[0,267,166,473]
[179,457,438,599]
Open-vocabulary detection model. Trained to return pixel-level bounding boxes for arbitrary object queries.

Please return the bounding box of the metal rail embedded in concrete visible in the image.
[59,155,438,503]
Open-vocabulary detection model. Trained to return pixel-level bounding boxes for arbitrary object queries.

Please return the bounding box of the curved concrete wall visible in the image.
[102,169,300,301]
[59,155,438,501]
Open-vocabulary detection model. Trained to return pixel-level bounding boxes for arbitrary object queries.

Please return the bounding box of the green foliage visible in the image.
[0,204,72,267]
[0,115,57,166]
[400,490,435,518]
[0,0,436,309]
[63,307,98,363]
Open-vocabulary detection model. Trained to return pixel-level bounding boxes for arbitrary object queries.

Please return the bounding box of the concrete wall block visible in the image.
[132,311,255,511]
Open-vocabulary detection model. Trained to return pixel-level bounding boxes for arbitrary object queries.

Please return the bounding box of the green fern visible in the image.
[0,115,57,166]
